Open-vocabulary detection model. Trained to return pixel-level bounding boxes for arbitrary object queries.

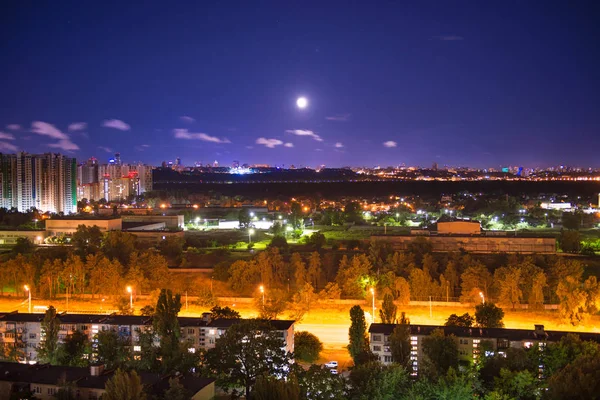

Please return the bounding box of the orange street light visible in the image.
[127,286,133,309]
[24,285,31,313]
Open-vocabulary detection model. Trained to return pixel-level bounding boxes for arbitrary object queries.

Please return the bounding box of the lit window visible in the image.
[188,347,196,353]
[524,341,533,348]
[133,346,141,352]
[209,329,216,335]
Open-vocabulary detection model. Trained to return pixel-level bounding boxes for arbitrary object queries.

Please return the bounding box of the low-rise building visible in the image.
[0,362,215,400]
[0,312,295,363]
[368,323,600,375]
[45,217,122,235]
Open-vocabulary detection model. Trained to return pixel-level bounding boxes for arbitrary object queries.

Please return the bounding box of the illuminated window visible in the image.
[524,341,533,348]
[133,346,141,352]
[188,347,196,353]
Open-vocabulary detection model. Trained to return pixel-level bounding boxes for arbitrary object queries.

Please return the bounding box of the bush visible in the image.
[294,331,323,363]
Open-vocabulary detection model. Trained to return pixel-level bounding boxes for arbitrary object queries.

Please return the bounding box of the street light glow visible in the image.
[259,285,264,293]
[127,286,132,293]
[24,285,29,291]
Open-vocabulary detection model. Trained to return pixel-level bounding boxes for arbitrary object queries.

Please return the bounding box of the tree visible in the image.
[163,377,191,400]
[253,375,301,400]
[57,330,90,366]
[528,271,547,310]
[556,275,600,326]
[336,254,373,298]
[96,330,129,369]
[88,255,123,298]
[103,369,146,400]
[421,328,459,378]
[12,237,34,254]
[393,277,410,305]
[238,208,251,228]
[102,231,137,265]
[546,354,600,399]
[559,229,582,253]
[445,313,474,327]
[206,320,292,399]
[153,289,182,371]
[207,305,239,319]
[71,224,103,256]
[348,305,370,363]
[268,236,289,251]
[307,252,321,289]
[379,293,397,324]
[140,305,155,317]
[348,362,410,400]
[157,236,185,262]
[37,306,60,364]
[543,333,600,378]
[291,253,307,288]
[495,266,523,310]
[460,263,493,303]
[492,368,541,400]
[307,232,326,250]
[475,303,505,328]
[294,331,323,363]
[389,322,411,367]
[295,365,346,400]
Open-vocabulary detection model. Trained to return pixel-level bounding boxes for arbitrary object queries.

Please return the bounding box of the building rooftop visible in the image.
[368,323,600,343]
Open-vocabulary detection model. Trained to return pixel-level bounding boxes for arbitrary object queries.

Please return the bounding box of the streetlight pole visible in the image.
[479,291,485,305]
[248,228,255,244]
[370,287,375,324]
[127,286,133,309]
[24,285,31,313]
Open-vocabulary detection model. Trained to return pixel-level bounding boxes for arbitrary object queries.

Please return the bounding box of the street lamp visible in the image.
[24,285,31,313]
[127,286,133,309]
[248,228,255,244]
[259,285,265,307]
[370,287,375,324]
[479,291,485,305]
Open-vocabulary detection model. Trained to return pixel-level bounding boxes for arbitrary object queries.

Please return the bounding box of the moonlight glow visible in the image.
[296,97,308,109]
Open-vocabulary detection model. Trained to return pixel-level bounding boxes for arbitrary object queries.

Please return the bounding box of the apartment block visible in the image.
[369,323,600,375]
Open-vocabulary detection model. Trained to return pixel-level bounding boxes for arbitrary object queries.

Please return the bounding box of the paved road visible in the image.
[296,323,349,346]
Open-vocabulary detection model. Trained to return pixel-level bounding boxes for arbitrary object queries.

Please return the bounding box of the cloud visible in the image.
[284,142,294,148]
[0,132,15,140]
[173,129,231,144]
[246,146,254,149]
[315,148,323,152]
[0,142,18,152]
[68,122,87,131]
[6,124,20,130]
[135,144,150,151]
[383,141,397,148]
[48,139,80,151]
[334,142,344,148]
[180,116,195,123]
[31,121,69,139]
[326,113,351,122]
[432,35,464,41]
[31,121,80,151]
[98,146,113,153]
[102,119,131,131]
[256,138,284,148]
[285,129,323,142]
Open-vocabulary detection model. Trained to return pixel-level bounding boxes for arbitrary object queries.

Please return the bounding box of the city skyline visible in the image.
[1,2,599,168]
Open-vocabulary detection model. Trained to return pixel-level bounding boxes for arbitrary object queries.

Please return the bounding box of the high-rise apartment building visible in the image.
[0,152,77,213]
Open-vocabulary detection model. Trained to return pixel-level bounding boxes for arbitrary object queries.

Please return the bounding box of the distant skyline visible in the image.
[1,2,599,168]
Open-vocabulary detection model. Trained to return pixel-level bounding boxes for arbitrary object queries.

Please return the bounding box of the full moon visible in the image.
[296,97,308,109]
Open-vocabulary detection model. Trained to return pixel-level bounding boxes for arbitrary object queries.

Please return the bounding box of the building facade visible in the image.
[369,323,600,375]
[0,153,77,214]
[0,312,295,363]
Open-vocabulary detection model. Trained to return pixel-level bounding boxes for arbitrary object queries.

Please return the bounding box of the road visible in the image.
[297,323,349,346]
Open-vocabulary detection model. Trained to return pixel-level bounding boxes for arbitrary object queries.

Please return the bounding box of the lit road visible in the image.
[297,323,349,346]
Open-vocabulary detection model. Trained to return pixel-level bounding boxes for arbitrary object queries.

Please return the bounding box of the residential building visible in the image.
[0,312,295,363]
[0,152,77,214]
[0,362,215,400]
[368,323,600,375]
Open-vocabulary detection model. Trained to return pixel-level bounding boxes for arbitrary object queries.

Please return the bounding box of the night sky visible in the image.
[1,1,599,168]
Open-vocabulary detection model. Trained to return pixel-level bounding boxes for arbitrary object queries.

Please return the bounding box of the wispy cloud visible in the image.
[31,121,80,151]
[326,113,351,122]
[334,142,344,148]
[383,141,397,148]
[284,142,294,148]
[48,140,80,151]
[285,129,323,142]
[102,119,131,131]
[0,132,15,140]
[135,144,151,151]
[6,124,20,130]
[173,129,231,144]
[256,138,284,148]
[98,146,113,153]
[432,35,464,41]
[315,148,323,152]
[0,142,18,152]
[68,122,87,131]
[180,116,195,123]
